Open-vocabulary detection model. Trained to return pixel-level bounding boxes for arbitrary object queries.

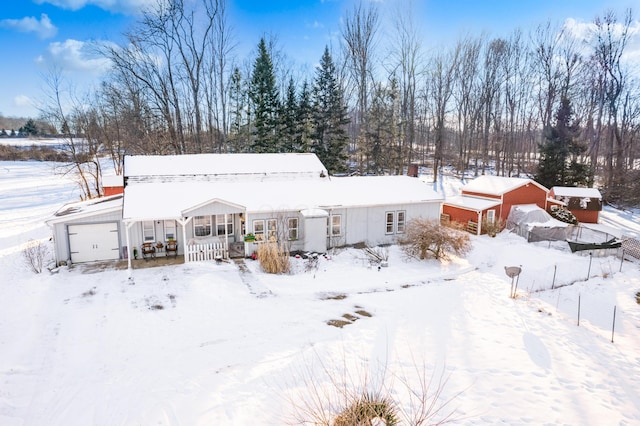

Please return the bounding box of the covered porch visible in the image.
[123,196,247,272]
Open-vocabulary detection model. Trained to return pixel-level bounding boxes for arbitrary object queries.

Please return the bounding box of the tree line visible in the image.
[37,0,639,205]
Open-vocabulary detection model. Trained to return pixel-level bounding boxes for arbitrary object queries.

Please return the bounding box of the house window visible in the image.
[385,211,406,234]
[253,220,265,241]
[288,217,298,240]
[267,218,277,241]
[215,214,233,236]
[143,221,155,242]
[486,209,496,224]
[386,212,395,234]
[328,214,341,236]
[164,220,176,241]
[194,215,212,237]
[397,211,406,233]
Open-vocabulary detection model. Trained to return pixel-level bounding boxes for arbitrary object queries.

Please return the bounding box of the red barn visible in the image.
[443,176,549,235]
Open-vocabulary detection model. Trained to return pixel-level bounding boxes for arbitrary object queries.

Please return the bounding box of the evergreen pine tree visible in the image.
[281,78,298,152]
[311,46,350,174]
[296,80,314,153]
[536,97,591,188]
[249,38,280,153]
[20,119,39,137]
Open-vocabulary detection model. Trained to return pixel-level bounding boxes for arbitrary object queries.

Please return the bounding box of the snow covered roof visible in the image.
[443,195,501,211]
[46,195,123,224]
[124,153,327,182]
[122,175,442,221]
[462,175,548,196]
[102,175,123,187]
[551,186,601,199]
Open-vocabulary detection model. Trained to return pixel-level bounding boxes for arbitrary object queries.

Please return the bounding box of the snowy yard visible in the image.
[1,160,639,425]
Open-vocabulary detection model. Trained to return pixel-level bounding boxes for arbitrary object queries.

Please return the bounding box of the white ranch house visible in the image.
[48,153,443,270]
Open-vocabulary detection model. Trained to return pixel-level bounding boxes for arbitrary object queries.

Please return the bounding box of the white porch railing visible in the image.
[185,242,227,263]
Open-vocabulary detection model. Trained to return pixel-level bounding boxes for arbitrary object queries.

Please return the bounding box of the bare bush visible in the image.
[282,349,464,425]
[398,219,471,261]
[481,217,504,237]
[257,241,291,274]
[23,239,50,274]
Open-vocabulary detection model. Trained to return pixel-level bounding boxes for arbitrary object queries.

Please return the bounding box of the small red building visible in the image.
[102,175,124,196]
[549,186,602,224]
[442,176,549,235]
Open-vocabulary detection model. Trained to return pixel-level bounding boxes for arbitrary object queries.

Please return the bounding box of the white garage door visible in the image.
[68,222,120,263]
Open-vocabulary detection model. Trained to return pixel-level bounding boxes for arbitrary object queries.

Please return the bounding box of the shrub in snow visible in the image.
[481,217,504,237]
[22,239,50,274]
[283,352,462,425]
[398,219,471,261]
[257,241,290,274]
[549,205,578,224]
[333,393,399,426]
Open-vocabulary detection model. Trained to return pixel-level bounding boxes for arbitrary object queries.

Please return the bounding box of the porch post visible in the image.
[125,220,136,276]
[179,217,193,262]
[477,211,482,236]
[224,213,229,259]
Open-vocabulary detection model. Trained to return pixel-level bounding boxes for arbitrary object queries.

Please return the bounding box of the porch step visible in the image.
[233,259,273,298]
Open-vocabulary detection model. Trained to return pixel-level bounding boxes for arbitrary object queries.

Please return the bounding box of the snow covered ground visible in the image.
[1,161,639,425]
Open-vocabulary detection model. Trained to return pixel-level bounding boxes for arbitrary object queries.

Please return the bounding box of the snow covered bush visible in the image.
[549,205,578,224]
[398,219,471,261]
[22,239,50,274]
[257,241,290,274]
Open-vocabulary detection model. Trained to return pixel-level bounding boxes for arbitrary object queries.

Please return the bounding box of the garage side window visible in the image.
[143,221,155,242]
[385,212,394,234]
[397,211,406,233]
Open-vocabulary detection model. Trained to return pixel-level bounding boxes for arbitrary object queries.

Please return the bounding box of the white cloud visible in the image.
[0,13,57,39]
[34,0,155,15]
[13,95,35,108]
[36,39,111,74]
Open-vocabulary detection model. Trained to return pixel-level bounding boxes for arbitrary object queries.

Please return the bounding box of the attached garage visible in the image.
[68,222,120,263]
[47,195,124,266]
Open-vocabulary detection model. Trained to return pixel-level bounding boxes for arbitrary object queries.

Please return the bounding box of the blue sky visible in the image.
[0,0,635,120]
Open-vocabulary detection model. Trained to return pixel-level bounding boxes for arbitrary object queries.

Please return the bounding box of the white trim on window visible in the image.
[143,220,155,242]
[385,211,395,234]
[267,218,277,241]
[215,214,233,236]
[194,215,212,237]
[253,219,265,241]
[486,209,496,224]
[397,210,406,234]
[328,214,341,236]
[288,217,298,240]
[164,220,176,241]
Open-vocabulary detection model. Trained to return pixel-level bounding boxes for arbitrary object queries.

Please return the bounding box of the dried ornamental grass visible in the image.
[257,241,291,274]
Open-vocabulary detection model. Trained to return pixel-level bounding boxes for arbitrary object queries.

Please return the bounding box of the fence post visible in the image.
[587,252,593,280]
[552,264,557,289]
[611,305,617,343]
[619,250,624,272]
[577,294,581,326]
